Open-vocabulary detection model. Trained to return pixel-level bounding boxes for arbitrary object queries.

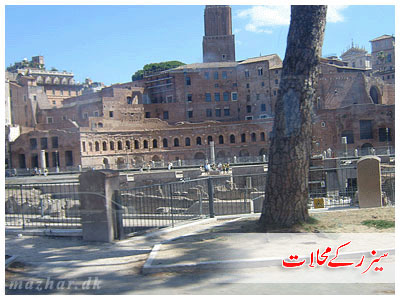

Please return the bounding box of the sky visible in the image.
[4,1,396,86]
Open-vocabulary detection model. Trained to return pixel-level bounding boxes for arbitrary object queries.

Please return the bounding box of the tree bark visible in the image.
[259,5,327,229]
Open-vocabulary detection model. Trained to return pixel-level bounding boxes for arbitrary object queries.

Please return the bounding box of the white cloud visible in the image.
[237,5,348,34]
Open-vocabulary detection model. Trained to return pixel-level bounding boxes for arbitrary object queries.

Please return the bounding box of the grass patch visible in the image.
[361,219,395,229]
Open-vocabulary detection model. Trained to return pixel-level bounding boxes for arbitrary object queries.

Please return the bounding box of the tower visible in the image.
[202,5,236,63]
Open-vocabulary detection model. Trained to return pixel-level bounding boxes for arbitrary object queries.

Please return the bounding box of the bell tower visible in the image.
[202,5,236,63]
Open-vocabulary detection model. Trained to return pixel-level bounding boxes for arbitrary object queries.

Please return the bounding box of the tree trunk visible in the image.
[259,5,327,229]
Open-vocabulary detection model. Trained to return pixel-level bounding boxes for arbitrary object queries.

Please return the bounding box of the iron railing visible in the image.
[5,182,80,229]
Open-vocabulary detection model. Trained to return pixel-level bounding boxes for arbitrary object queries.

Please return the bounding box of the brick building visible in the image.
[7,6,395,171]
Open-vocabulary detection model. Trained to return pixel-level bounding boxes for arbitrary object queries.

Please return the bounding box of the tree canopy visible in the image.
[131,61,185,81]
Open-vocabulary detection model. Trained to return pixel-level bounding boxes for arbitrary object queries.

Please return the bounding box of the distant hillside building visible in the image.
[340,43,371,69]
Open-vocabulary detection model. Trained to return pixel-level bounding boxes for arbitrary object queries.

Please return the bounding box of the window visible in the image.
[163,138,168,148]
[95,142,100,151]
[215,108,221,117]
[206,109,212,117]
[118,141,123,150]
[52,101,56,105]
[256,94,260,101]
[65,151,73,166]
[275,70,279,74]
[103,141,108,151]
[246,105,252,113]
[246,83,250,89]
[186,76,191,85]
[341,130,354,144]
[246,95,251,101]
[214,72,219,80]
[153,139,158,148]
[33,95,37,101]
[222,71,227,79]
[30,138,37,150]
[224,108,230,116]
[185,137,191,146]
[127,97,133,104]
[187,110,193,118]
[275,79,279,85]
[230,134,236,144]
[40,138,48,150]
[207,136,213,144]
[94,111,99,117]
[261,81,265,87]
[126,141,131,149]
[134,140,139,149]
[143,140,148,149]
[109,111,114,118]
[82,142,86,152]
[214,93,220,101]
[51,137,58,148]
[261,103,266,111]
[205,93,211,102]
[387,54,392,63]
[245,116,253,120]
[379,128,392,142]
[251,133,257,142]
[163,111,169,120]
[214,84,219,88]
[166,95,173,103]
[187,94,192,102]
[360,120,373,139]
[231,92,238,101]
[219,135,224,144]
[174,138,179,147]
[145,112,151,118]
[196,137,202,145]
[260,132,266,141]
[233,82,237,87]
[223,92,229,101]
[245,70,249,78]
[241,133,246,143]
[204,72,210,79]
[47,117,53,124]
[258,68,263,76]
[83,113,88,119]
[273,90,277,96]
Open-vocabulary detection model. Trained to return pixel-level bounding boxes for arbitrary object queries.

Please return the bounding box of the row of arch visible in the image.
[36,76,75,85]
[83,132,268,153]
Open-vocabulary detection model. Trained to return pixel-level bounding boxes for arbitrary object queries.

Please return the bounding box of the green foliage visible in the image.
[131,60,185,81]
[361,219,394,229]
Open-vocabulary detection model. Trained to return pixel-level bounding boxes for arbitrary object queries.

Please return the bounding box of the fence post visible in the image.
[113,190,125,240]
[79,170,120,242]
[207,177,215,218]
[19,184,25,229]
[169,184,175,227]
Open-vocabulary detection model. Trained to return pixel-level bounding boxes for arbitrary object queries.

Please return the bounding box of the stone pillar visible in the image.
[39,150,46,170]
[210,141,215,165]
[79,170,120,242]
[357,156,382,208]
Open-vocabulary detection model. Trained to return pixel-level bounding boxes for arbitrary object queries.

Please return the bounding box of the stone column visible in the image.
[79,170,120,242]
[39,150,46,170]
[210,141,215,165]
[357,156,382,208]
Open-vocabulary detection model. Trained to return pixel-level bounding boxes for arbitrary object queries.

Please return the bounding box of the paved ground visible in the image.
[5,216,395,295]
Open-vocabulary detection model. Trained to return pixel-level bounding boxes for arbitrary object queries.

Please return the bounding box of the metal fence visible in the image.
[5,182,80,229]
[117,173,267,235]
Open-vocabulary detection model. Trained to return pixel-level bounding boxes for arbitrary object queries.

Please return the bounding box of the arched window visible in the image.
[89,142,93,152]
[163,138,168,148]
[153,139,158,148]
[196,137,202,145]
[126,141,131,150]
[134,140,139,149]
[207,136,213,144]
[174,138,179,147]
[143,140,148,149]
[219,135,224,144]
[251,133,257,142]
[241,133,246,143]
[185,137,191,146]
[229,135,235,144]
[110,141,115,150]
[102,141,107,151]
[260,132,266,141]
[95,142,100,152]
[117,141,123,150]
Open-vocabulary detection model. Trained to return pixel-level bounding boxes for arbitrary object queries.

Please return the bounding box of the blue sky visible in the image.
[5,4,395,86]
